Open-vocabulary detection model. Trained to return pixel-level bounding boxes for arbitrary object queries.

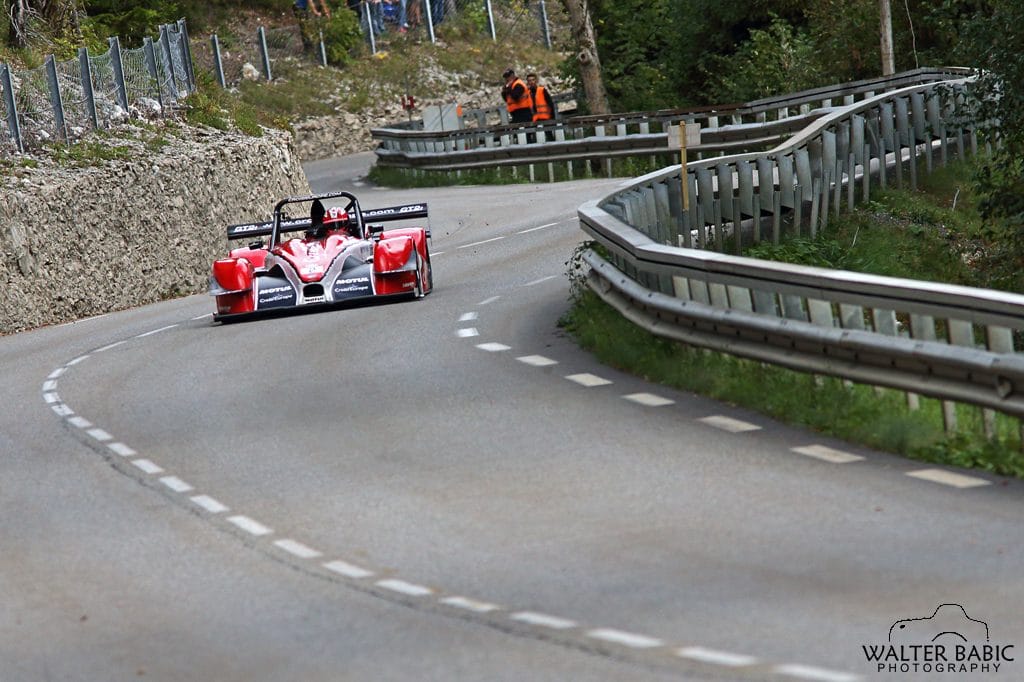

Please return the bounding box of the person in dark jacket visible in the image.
[501,68,534,124]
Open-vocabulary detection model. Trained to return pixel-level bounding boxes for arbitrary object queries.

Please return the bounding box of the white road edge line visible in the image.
[517,222,560,233]
[458,236,505,249]
[586,628,664,649]
[159,476,194,493]
[509,611,577,629]
[773,663,862,682]
[190,495,229,514]
[131,458,164,475]
[274,539,323,559]
[323,559,374,579]
[376,579,434,597]
[136,324,179,339]
[107,442,136,457]
[523,275,558,287]
[906,468,991,489]
[227,515,272,536]
[675,646,758,667]
[439,596,501,613]
[477,296,501,306]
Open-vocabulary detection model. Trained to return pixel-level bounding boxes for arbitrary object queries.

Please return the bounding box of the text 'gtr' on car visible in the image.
[209,190,433,322]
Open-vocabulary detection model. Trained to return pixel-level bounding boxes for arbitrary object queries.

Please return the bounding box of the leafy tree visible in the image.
[81,0,179,45]
[703,14,825,104]
[956,0,1024,274]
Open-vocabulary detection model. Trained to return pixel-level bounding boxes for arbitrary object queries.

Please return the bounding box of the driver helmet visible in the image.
[324,206,354,235]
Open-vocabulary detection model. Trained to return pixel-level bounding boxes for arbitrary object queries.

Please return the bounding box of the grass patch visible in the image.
[560,287,1024,478]
[561,160,1024,478]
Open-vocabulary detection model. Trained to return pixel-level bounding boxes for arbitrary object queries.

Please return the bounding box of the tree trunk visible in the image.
[7,0,32,48]
[879,0,895,75]
[561,0,609,114]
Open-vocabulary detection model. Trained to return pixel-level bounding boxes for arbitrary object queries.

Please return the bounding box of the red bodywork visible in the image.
[210,194,432,321]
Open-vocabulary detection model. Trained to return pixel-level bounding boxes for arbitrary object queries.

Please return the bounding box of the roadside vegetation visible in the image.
[561,158,1024,478]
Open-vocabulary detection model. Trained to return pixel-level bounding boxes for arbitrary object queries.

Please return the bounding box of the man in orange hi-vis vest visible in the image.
[501,68,534,124]
[526,73,554,123]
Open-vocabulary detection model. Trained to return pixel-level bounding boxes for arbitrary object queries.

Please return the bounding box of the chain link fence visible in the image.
[0,19,195,155]
[195,0,561,89]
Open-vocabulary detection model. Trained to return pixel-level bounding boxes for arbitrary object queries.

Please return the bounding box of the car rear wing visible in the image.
[226,202,429,240]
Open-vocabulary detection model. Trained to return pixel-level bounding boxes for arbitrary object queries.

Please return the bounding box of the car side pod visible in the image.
[210,258,254,295]
[210,258,256,317]
[372,235,420,296]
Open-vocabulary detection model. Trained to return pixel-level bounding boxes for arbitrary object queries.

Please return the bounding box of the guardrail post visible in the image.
[78,47,98,130]
[257,26,272,80]
[1,63,24,153]
[107,36,129,113]
[44,55,69,144]
[211,34,226,88]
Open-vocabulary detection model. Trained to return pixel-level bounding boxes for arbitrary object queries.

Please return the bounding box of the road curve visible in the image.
[2,154,1022,682]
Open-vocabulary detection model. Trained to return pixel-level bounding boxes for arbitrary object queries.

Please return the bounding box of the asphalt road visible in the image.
[2,152,1022,682]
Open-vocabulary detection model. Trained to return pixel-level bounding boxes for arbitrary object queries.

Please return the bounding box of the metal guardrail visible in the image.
[578,71,1024,431]
[371,67,971,177]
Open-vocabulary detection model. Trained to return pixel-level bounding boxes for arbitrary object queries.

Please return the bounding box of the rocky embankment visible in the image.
[0,125,308,334]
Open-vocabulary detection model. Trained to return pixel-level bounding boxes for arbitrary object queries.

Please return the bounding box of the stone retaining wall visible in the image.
[0,125,309,334]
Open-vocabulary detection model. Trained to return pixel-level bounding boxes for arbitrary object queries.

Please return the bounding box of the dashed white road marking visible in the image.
[458,236,505,249]
[107,442,136,457]
[131,458,164,475]
[675,646,758,667]
[228,515,272,536]
[47,368,66,379]
[565,373,613,387]
[458,312,478,322]
[67,416,92,429]
[774,663,862,682]
[700,415,761,433]
[457,327,479,338]
[524,275,558,287]
[477,296,500,306]
[509,611,577,630]
[95,340,126,352]
[135,324,178,339]
[906,468,990,489]
[517,355,557,367]
[191,313,212,321]
[440,596,501,613]
[159,476,194,493]
[623,392,675,407]
[43,392,60,404]
[792,444,864,464]
[42,380,57,391]
[376,579,434,597]
[517,222,560,234]
[86,428,113,442]
[191,495,229,514]
[586,628,663,649]
[274,539,323,559]
[323,559,374,579]
[476,342,511,352]
[51,404,74,417]
[67,355,90,366]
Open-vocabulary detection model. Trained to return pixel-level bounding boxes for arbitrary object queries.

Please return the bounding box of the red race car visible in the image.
[210,190,433,322]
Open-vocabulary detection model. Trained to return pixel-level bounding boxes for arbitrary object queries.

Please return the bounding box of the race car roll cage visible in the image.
[272,190,364,246]
[224,191,430,245]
